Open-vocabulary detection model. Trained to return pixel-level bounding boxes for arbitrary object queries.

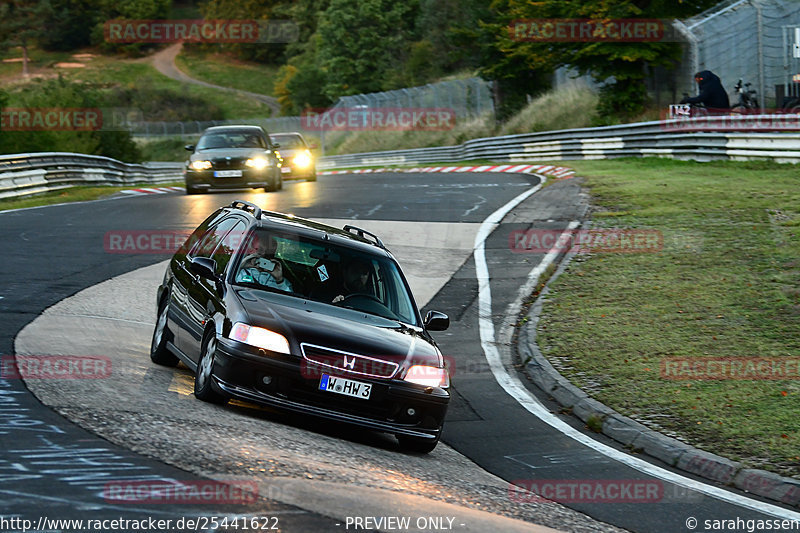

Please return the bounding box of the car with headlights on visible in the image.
[184,125,282,195]
[269,132,316,181]
[149,200,451,453]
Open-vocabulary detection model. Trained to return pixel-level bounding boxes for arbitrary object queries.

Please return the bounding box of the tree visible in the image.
[41,0,101,51]
[0,0,53,77]
[485,0,720,121]
[317,0,417,98]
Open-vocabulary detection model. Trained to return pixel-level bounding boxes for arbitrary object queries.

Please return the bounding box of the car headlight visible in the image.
[245,157,271,170]
[190,160,212,171]
[293,150,312,168]
[403,365,449,388]
[229,323,290,354]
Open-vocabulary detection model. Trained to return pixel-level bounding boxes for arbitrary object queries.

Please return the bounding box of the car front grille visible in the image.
[300,343,400,379]
[211,157,248,169]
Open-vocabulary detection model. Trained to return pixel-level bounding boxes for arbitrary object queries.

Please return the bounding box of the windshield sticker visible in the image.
[317,264,329,282]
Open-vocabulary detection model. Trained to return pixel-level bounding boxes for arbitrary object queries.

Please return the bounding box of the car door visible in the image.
[182,216,247,361]
[168,210,227,355]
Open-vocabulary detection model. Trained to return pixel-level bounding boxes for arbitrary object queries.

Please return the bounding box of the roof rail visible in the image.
[343,225,386,249]
[228,200,262,219]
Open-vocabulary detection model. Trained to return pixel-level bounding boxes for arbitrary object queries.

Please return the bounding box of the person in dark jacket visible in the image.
[680,70,730,109]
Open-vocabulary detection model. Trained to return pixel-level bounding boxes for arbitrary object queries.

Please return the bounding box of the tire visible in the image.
[150,297,179,367]
[307,173,317,182]
[277,175,283,190]
[264,178,278,193]
[397,433,440,454]
[194,331,229,405]
[186,185,201,195]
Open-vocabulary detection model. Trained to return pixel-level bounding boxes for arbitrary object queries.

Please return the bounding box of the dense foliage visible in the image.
[1,0,723,122]
[0,79,142,162]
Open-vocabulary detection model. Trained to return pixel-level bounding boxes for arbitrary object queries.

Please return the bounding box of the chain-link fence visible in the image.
[674,0,800,108]
[128,77,495,145]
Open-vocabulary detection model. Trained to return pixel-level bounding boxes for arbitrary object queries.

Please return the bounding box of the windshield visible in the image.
[233,229,418,326]
[197,130,267,150]
[270,135,306,149]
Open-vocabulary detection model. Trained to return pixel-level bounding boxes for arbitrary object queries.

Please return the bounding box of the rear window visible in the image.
[197,130,266,150]
[270,135,306,149]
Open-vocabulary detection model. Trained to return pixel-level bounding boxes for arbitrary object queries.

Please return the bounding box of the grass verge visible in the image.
[175,46,279,97]
[534,158,800,478]
[0,182,183,212]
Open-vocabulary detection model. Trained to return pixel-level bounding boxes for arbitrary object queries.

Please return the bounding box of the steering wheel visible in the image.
[338,293,383,305]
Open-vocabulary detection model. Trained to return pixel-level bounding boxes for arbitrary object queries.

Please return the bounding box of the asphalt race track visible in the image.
[2,171,799,532]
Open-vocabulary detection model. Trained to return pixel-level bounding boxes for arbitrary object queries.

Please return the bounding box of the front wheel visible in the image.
[194,332,229,405]
[150,298,179,367]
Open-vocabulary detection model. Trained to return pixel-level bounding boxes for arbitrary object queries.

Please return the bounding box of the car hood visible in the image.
[191,148,270,160]
[233,288,442,372]
[276,148,305,158]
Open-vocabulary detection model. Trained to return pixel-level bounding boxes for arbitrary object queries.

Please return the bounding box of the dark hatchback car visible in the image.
[150,200,451,452]
[269,132,316,181]
[184,125,282,195]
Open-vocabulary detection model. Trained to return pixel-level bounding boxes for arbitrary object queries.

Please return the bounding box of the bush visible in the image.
[0,78,142,162]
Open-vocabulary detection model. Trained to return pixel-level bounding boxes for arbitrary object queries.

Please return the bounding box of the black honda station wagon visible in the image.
[150,201,451,452]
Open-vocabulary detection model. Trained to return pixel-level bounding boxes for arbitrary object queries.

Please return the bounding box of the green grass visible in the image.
[0,48,76,80]
[175,46,279,97]
[0,182,183,212]
[534,158,800,478]
[137,137,193,162]
[0,48,273,120]
[499,83,599,136]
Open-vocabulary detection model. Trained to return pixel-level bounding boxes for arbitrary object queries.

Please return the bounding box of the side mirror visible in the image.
[190,256,218,280]
[424,310,449,331]
[271,142,280,149]
[184,144,195,152]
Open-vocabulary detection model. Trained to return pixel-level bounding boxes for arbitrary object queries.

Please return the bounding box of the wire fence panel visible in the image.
[128,78,495,140]
[677,0,800,107]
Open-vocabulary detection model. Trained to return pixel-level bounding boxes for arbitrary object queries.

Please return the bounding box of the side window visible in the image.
[178,209,226,255]
[190,216,241,258]
[211,220,246,273]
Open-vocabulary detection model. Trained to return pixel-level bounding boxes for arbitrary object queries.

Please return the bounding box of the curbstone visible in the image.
[734,469,800,506]
[676,449,741,485]
[572,397,615,425]
[630,430,693,468]
[601,414,649,447]
[548,378,587,410]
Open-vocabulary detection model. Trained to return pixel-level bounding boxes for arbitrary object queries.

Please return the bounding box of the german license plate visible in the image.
[319,374,371,400]
[214,170,242,178]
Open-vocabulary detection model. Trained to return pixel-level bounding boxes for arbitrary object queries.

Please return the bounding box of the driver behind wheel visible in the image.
[333,260,372,303]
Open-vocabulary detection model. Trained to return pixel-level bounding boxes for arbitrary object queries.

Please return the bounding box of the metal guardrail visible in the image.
[2,116,800,200]
[0,152,183,200]
[316,116,800,168]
